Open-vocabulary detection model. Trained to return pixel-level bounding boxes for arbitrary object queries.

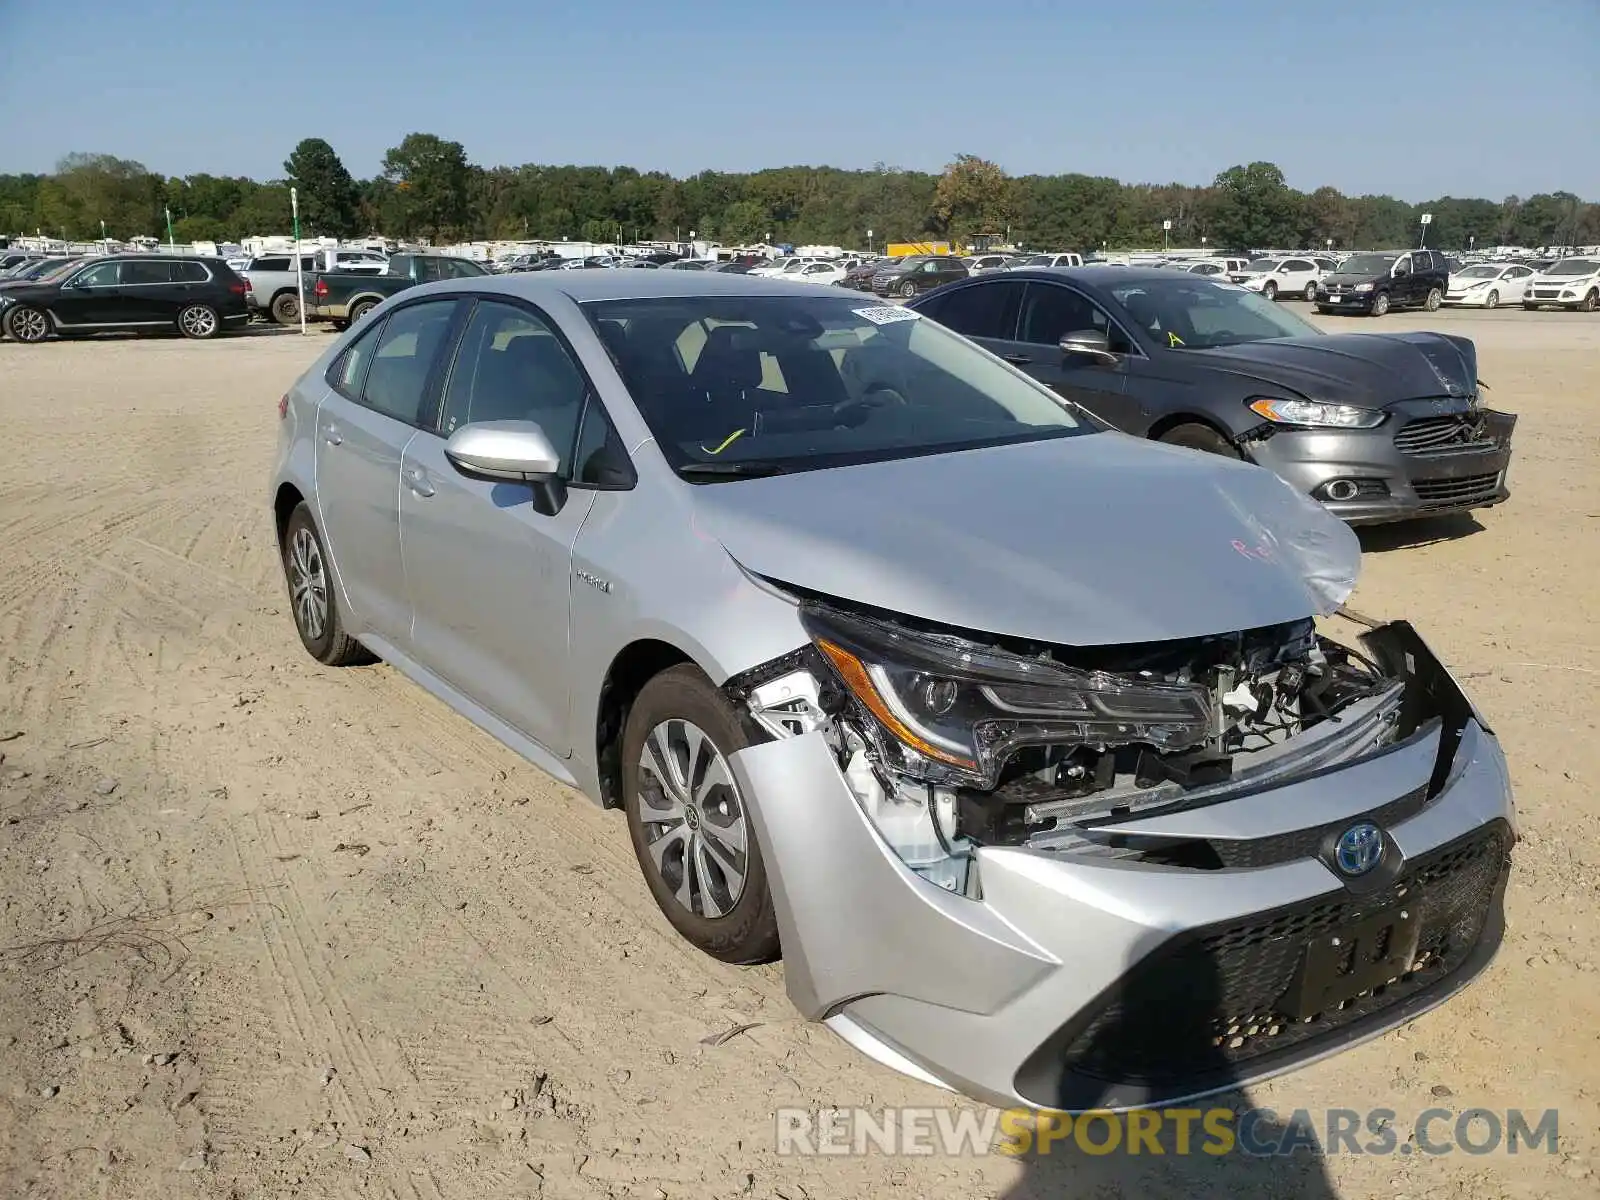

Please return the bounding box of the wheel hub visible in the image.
[636,719,748,919]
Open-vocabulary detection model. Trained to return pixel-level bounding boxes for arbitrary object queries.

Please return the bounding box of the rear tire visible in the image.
[1424,287,1443,312]
[270,292,300,325]
[3,304,51,343]
[1158,422,1240,458]
[281,504,372,667]
[348,299,379,324]
[622,665,781,965]
[1371,291,1391,317]
[177,304,220,339]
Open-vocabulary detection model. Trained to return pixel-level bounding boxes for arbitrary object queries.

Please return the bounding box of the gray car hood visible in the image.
[692,434,1361,648]
[1187,331,1480,408]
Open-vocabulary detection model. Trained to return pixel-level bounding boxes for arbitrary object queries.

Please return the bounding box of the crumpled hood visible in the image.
[692,435,1361,648]
[1186,332,1479,407]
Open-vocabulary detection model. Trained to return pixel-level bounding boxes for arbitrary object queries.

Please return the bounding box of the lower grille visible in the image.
[1413,472,1502,507]
[1394,414,1497,456]
[1022,821,1510,1095]
[1531,290,1558,299]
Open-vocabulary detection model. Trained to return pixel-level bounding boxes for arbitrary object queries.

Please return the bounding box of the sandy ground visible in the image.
[0,308,1597,1199]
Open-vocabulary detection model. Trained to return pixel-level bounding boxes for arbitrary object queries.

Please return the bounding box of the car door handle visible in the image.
[403,467,435,498]
[323,425,343,446]
[1003,353,1032,365]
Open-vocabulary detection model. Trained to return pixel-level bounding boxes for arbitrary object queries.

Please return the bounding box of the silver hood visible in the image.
[692,434,1361,647]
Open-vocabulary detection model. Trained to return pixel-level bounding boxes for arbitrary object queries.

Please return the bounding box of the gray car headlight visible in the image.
[800,604,1212,788]
[1249,397,1387,429]
[1353,283,1374,293]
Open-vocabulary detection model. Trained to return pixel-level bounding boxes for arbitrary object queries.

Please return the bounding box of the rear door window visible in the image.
[924,280,1023,340]
[251,257,290,271]
[360,300,460,425]
[121,260,175,284]
[173,261,210,283]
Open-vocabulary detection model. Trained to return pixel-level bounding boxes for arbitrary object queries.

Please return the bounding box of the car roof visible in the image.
[413,269,867,304]
[983,265,1210,286]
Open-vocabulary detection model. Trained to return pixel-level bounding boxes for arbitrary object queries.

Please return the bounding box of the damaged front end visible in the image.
[722,599,1514,1110]
[726,600,1469,895]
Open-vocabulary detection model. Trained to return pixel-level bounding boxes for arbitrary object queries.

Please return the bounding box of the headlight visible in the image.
[800,604,1212,789]
[1353,283,1374,293]
[1248,397,1386,429]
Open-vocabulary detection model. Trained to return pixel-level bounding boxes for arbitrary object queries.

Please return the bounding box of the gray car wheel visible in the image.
[1424,287,1443,312]
[897,280,917,299]
[1303,281,1318,301]
[281,504,371,666]
[1583,289,1598,313]
[1262,279,1277,300]
[1484,290,1499,309]
[1371,291,1391,317]
[270,292,300,325]
[4,304,51,343]
[623,665,780,964]
[177,304,220,339]
[348,299,379,324]
[1158,422,1240,458]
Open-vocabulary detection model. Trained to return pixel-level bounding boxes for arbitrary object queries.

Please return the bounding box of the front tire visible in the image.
[1304,281,1318,301]
[281,504,371,666]
[1158,422,1240,458]
[1484,290,1499,310]
[1262,280,1277,300]
[1424,287,1443,312]
[4,304,51,343]
[1582,289,1599,313]
[177,304,220,339]
[897,280,916,299]
[623,665,780,965]
[1371,291,1391,317]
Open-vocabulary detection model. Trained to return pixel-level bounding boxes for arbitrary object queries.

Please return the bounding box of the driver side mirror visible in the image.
[444,420,559,481]
[444,419,566,514]
[1059,329,1118,365]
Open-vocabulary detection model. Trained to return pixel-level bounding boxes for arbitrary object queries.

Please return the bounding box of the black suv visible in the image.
[1316,250,1449,317]
[870,255,968,298]
[0,255,251,343]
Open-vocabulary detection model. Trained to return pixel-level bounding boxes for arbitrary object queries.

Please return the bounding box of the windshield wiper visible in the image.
[677,460,792,480]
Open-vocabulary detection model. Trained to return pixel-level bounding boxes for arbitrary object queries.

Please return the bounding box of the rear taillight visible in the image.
[242,279,253,293]
[313,279,328,298]
[278,394,289,420]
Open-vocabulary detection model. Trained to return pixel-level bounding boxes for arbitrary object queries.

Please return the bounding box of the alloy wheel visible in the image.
[1425,288,1442,312]
[1485,290,1498,309]
[179,305,218,338]
[288,526,328,642]
[9,307,49,342]
[636,719,748,919]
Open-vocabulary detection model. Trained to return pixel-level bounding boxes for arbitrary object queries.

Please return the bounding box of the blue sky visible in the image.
[1,0,1596,200]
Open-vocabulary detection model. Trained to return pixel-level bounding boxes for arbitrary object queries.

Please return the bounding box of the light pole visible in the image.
[867,228,873,255]
[164,207,175,249]
[290,188,307,336]
[1162,218,1172,251]
[1326,238,1333,253]
[1201,235,1208,253]
[100,219,107,246]
[1417,212,1432,249]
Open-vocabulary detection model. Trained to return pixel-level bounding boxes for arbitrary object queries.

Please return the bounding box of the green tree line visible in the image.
[2,139,1595,253]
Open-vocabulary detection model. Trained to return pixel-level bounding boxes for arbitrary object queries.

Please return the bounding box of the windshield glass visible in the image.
[1021,255,1055,267]
[35,259,82,281]
[583,295,1093,478]
[1336,254,1399,276]
[1109,278,1322,348]
[1456,265,1500,279]
[1547,259,1599,275]
[1243,259,1282,273]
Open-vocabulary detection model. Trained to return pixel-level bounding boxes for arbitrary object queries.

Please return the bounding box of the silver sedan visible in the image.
[271,270,1515,1111]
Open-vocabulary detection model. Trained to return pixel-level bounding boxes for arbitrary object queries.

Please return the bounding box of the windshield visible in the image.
[583,295,1093,478]
[1021,255,1055,267]
[1456,265,1501,279]
[35,259,83,281]
[1336,254,1399,276]
[1546,258,1599,275]
[1109,278,1322,348]
[1243,259,1282,274]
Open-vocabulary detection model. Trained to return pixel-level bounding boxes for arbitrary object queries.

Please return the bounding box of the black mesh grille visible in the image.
[1413,472,1502,507]
[1040,821,1511,1089]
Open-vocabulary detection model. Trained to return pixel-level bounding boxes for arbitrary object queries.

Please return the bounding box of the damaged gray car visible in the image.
[271,271,1516,1112]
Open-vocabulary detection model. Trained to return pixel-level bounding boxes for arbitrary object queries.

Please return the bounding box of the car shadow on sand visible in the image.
[999,940,1340,1200]
[1357,511,1484,553]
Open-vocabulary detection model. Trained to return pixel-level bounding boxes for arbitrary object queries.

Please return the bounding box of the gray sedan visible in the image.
[271,270,1515,1112]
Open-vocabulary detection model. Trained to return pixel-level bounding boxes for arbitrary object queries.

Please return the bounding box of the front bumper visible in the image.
[1316,291,1376,311]
[730,624,1515,1112]
[1242,405,1516,525]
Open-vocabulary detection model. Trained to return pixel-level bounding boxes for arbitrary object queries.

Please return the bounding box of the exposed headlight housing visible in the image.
[800,604,1212,789]
[1249,397,1387,429]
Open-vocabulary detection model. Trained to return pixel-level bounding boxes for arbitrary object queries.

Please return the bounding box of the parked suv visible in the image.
[1316,250,1449,316]
[1237,256,1337,301]
[1521,257,1600,311]
[271,270,1514,1114]
[0,255,250,342]
[870,254,968,297]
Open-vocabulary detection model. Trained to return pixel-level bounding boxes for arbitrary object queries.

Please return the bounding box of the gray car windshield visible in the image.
[1337,254,1399,275]
[1109,278,1323,348]
[583,295,1094,478]
[1546,259,1599,275]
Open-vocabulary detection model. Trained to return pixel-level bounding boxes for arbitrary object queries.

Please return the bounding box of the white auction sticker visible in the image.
[853,305,922,325]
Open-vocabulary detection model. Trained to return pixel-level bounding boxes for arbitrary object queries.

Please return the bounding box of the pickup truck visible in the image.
[304,254,489,327]
[242,248,389,325]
